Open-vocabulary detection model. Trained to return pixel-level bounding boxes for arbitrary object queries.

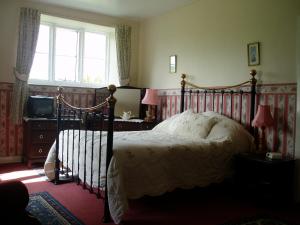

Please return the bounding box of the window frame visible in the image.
[29,18,112,88]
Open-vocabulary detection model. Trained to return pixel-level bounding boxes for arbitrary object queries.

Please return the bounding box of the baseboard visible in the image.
[0,156,22,164]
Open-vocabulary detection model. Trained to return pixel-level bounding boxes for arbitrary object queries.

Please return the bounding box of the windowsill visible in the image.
[28,80,107,89]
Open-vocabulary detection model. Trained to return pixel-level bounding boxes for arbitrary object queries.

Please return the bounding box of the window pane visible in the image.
[83,59,105,83]
[30,53,49,80]
[84,32,106,59]
[56,27,78,56]
[36,25,49,53]
[29,24,50,80]
[55,27,78,82]
[55,56,77,81]
[83,32,107,84]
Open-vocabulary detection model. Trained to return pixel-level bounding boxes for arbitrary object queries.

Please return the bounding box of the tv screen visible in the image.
[27,96,54,118]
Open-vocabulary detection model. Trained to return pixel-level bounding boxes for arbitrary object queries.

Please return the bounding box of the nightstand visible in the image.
[234,153,295,204]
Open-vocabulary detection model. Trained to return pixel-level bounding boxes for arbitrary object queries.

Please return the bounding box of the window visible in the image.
[29,15,119,87]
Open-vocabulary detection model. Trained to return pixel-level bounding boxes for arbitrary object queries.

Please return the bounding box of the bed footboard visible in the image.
[54,85,116,223]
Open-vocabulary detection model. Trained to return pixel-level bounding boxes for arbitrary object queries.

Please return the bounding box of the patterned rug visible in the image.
[27,192,84,225]
[222,215,293,225]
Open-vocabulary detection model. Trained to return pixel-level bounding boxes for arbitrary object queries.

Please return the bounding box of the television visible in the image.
[27,95,55,118]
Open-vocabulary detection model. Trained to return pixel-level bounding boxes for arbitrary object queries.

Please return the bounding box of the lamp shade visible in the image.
[252,105,274,128]
[142,89,159,105]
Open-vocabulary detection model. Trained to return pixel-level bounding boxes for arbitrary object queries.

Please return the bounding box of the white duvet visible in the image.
[44,111,254,224]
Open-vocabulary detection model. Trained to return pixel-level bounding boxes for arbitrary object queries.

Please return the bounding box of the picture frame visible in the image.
[247,42,260,66]
[169,55,177,73]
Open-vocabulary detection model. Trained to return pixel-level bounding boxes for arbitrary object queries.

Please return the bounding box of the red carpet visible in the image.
[0,163,103,225]
[1,163,300,225]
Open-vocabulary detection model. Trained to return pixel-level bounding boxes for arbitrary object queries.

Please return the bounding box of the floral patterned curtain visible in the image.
[115,24,131,86]
[11,8,40,124]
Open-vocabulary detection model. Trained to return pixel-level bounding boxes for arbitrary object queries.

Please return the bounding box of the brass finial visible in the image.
[57,86,63,94]
[107,84,117,94]
[250,70,257,85]
[250,69,257,77]
[106,84,117,107]
[56,86,63,102]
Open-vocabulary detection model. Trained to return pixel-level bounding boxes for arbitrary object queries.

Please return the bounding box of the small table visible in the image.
[109,118,157,131]
[234,152,295,203]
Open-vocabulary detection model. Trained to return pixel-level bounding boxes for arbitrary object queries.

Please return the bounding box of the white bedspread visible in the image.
[44,111,254,224]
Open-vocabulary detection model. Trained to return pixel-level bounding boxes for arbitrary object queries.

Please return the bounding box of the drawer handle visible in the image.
[39,134,44,139]
[38,148,43,153]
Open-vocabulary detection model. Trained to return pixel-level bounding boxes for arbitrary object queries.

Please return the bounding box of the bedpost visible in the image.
[103,84,117,223]
[55,87,63,185]
[249,69,257,135]
[181,74,186,113]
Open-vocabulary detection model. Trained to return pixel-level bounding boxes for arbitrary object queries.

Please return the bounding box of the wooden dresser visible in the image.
[23,118,56,168]
[23,118,79,168]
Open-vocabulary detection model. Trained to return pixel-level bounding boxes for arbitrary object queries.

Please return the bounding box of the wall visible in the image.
[138,0,299,88]
[0,0,140,85]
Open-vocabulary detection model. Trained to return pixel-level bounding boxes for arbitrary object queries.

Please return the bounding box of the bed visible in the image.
[44,70,258,224]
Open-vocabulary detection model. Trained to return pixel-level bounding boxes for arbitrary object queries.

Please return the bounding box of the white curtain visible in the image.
[11,8,40,124]
[115,24,131,86]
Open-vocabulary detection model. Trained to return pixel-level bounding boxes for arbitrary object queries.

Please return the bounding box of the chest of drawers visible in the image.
[23,118,56,167]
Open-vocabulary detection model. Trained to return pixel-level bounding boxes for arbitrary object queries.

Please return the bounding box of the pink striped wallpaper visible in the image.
[0,82,297,162]
[157,83,297,158]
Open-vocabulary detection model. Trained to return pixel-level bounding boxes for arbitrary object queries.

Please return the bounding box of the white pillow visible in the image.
[152,113,180,133]
[153,110,218,140]
[172,110,218,139]
[206,115,255,152]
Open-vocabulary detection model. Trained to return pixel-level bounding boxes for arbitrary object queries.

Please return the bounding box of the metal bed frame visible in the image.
[180,70,257,135]
[53,70,257,223]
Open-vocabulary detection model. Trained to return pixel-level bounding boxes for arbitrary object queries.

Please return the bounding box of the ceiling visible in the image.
[28,0,196,20]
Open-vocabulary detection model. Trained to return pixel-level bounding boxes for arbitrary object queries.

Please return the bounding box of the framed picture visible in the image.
[247,42,260,66]
[169,55,177,73]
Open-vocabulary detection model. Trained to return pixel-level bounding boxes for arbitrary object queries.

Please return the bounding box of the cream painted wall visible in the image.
[0,0,139,86]
[138,0,299,88]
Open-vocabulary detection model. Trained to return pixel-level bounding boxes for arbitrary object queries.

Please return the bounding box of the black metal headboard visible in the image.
[180,70,257,135]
